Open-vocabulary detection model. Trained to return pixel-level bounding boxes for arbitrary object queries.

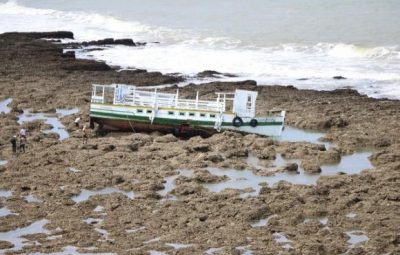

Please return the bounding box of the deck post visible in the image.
[102,85,105,104]
[196,91,199,109]
[175,89,179,107]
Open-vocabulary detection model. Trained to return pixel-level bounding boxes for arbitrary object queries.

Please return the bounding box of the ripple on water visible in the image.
[72,188,134,203]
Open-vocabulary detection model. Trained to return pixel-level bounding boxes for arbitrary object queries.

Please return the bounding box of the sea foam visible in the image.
[1,0,399,99]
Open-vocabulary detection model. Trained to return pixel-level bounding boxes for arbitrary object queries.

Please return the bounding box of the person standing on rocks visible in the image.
[10,135,17,153]
[82,124,89,144]
[19,128,27,138]
[19,136,26,153]
[74,115,81,128]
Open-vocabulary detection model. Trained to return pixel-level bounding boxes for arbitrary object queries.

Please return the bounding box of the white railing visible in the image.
[92,84,227,112]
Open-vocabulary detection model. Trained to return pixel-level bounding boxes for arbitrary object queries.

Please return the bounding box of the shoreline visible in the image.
[0,31,399,254]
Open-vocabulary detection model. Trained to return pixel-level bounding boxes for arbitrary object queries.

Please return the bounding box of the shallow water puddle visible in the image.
[0,160,7,166]
[149,251,167,255]
[68,167,81,173]
[205,149,373,195]
[0,207,17,217]
[82,218,110,241]
[72,187,134,203]
[205,247,223,254]
[277,126,331,148]
[236,246,253,255]
[126,226,145,233]
[345,231,369,247]
[56,108,80,117]
[0,98,12,114]
[24,194,42,203]
[144,237,161,244]
[157,169,193,198]
[18,108,79,141]
[273,232,293,249]
[346,213,357,218]
[0,189,12,198]
[30,245,115,255]
[93,205,104,212]
[251,214,277,227]
[165,243,193,249]
[303,217,328,225]
[0,219,50,252]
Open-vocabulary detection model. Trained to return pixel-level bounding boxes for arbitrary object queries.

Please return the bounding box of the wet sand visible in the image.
[0,32,399,255]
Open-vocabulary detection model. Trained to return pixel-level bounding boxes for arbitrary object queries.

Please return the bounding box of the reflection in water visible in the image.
[277,126,331,148]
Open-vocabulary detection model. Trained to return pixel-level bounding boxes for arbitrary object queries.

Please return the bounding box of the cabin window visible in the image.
[168,111,174,115]
[246,95,252,110]
[189,112,195,117]
[147,110,152,114]
[179,112,185,116]
[137,109,143,113]
[210,114,216,118]
[200,113,206,117]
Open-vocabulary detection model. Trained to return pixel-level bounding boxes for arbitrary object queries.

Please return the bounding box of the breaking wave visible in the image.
[1,0,400,99]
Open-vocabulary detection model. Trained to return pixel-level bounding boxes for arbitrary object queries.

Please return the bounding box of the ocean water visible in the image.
[0,0,399,99]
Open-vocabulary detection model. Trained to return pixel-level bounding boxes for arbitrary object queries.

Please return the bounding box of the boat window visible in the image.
[189,112,195,117]
[210,114,216,118]
[137,109,143,113]
[200,113,206,117]
[168,111,174,115]
[147,109,152,114]
[179,112,185,116]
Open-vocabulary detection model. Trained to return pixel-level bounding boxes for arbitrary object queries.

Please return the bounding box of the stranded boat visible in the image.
[89,84,285,138]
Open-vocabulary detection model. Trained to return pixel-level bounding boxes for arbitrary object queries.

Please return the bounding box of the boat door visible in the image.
[232,90,257,118]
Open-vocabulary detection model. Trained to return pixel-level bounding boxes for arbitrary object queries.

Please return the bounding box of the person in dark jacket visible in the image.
[10,135,17,153]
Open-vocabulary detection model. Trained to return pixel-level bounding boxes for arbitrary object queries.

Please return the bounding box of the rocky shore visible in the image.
[0,32,399,255]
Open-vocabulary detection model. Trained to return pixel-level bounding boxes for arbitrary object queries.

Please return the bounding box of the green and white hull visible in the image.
[90,103,285,137]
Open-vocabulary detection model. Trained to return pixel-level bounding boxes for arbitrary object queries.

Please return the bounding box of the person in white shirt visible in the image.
[74,116,81,128]
[19,128,26,138]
